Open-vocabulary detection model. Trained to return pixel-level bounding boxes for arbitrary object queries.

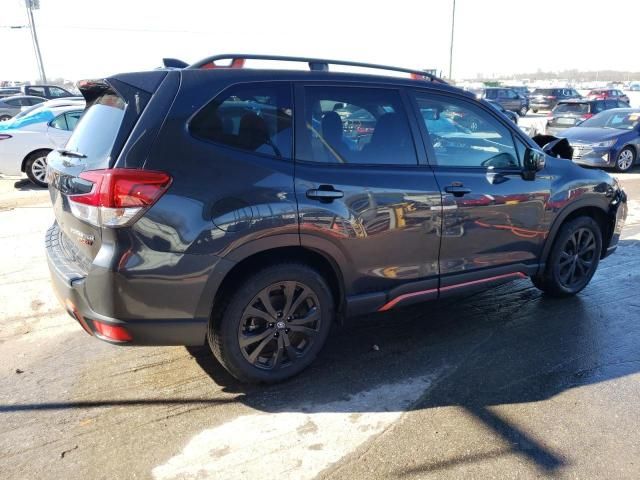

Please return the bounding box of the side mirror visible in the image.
[522,148,545,180]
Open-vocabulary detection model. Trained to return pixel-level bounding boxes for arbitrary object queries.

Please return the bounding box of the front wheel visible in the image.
[209,263,334,383]
[519,106,528,117]
[615,146,636,172]
[25,150,51,187]
[0,115,11,122]
[532,216,602,297]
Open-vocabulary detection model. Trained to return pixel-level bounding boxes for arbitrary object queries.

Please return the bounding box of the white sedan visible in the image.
[0,100,85,186]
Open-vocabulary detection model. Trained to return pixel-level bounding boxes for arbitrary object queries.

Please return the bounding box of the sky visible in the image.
[1,0,639,82]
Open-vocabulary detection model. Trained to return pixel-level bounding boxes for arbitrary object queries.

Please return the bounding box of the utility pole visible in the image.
[448,0,456,81]
[24,0,46,83]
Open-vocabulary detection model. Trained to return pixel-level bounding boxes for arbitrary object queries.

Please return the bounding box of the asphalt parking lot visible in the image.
[1,169,640,480]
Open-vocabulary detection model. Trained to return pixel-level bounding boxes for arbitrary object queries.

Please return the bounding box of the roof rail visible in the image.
[187,54,447,84]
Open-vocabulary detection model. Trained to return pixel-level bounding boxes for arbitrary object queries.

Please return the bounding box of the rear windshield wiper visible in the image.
[57,148,87,159]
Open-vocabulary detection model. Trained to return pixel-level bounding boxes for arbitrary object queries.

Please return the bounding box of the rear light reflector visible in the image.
[68,169,172,228]
[93,321,133,342]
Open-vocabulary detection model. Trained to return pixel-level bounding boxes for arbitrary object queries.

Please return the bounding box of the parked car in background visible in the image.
[0,103,84,186]
[0,84,75,100]
[630,83,640,92]
[486,99,519,124]
[44,55,626,383]
[547,99,630,135]
[530,88,581,112]
[0,95,47,121]
[482,87,529,116]
[506,85,530,99]
[587,89,630,105]
[561,108,640,172]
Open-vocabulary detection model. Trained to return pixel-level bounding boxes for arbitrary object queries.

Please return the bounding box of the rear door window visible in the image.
[190,83,292,159]
[48,87,70,98]
[297,86,417,166]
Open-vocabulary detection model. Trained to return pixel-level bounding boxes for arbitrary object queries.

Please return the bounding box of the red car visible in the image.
[587,89,630,104]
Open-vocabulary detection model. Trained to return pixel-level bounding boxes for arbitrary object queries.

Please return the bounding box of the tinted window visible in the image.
[485,90,498,99]
[28,97,45,106]
[604,100,617,109]
[190,83,292,159]
[4,98,21,107]
[26,86,46,97]
[64,92,125,167]
[299,86,417,165]
[414,92,519,168]
[48,87,69,98]
[592,101,606,113]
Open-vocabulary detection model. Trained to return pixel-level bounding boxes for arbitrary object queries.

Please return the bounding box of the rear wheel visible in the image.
[519,106,528,117]
[532,216,602,297]
[615,147,635,172]
[25,150,51,187]
[209,263,334,383]
[532,109,538,113]
[0,115,11,122]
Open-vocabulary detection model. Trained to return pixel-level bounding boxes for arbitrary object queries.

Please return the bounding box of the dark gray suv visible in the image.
[482,87,529,116]
[46,55,627,383]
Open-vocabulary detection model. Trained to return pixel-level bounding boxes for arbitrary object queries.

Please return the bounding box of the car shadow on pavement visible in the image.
[12,178,45,191]
[2,240,639,475]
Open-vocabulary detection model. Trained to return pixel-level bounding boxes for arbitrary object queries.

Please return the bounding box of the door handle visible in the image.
[444,185,472,197]
[306,186,344,202]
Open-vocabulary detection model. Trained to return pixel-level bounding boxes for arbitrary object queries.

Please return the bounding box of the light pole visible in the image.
[448,0,456,81]
[24,0,46,83]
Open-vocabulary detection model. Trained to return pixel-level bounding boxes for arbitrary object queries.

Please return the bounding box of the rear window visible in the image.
[554,103,589,114]
[64,92,125,168]
[190,83,293,159]
[533,89,554,95]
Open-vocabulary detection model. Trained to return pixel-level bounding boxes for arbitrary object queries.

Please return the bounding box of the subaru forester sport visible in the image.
[46,55,627,383]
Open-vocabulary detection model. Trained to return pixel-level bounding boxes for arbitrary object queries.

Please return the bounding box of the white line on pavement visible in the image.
[153,373,442,480]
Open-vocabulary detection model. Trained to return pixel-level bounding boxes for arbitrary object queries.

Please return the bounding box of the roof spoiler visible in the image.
[162,58,189,69]
[183,53,446,84]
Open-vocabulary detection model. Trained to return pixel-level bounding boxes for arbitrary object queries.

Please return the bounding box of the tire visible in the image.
[532,109,538,113]
[0,115,11,122]
[615,146,636,172]
[532,216,602,297]
[24,150,51,187]
[519,106,528,117]
[208,263,334,383]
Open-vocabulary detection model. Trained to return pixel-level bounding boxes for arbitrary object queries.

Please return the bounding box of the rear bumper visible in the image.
[46,223,216,346]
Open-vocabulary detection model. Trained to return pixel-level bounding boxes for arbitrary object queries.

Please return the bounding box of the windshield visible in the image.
[579,111,640,130]
[64,92,125,167]
[554,103,589,114]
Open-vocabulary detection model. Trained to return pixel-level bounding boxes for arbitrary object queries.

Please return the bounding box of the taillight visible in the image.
[68,168,172,228]
[581,113,594,120]
[0,134,12,140]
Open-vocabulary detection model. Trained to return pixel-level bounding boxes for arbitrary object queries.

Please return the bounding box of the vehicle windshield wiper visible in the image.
[57,148,87,159]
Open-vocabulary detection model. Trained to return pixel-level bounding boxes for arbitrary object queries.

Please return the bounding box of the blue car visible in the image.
[562,108,640,172]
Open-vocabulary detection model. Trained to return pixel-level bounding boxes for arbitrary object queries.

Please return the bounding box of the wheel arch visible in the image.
[208,244,346,329]
[540,202,612,269]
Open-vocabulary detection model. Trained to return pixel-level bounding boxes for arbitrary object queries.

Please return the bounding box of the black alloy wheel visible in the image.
[209,263,333,383]
[555,227,597,290]
[238,281,321,371]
